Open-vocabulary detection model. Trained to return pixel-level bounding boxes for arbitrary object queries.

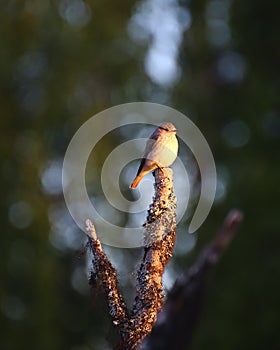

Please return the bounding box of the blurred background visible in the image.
[1,0,279,349]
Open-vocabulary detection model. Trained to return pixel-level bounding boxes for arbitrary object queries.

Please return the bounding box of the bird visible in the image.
[130,122,178,188]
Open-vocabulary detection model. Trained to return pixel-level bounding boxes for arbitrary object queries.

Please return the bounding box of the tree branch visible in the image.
[86,220,128,342]
[86,167,177,349]
[139,209,244,350]
[123,168,177,348]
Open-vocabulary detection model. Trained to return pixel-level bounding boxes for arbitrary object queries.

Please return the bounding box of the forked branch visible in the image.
[87,168,177,349]
[86,169,243,350]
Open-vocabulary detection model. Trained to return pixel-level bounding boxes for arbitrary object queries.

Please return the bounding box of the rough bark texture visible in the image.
[86,167,243,350]
[86,167,177,350]
[123,168,176,348]
[139,210,243,350]
[86,220,128,340]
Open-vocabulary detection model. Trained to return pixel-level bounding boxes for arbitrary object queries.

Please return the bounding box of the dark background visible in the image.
[1,1,279,349]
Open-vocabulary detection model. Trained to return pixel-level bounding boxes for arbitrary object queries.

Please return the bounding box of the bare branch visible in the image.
[86,219,128,340]
[86,167,243,350]
[87,167,177,350]
[121,167,177,349]
[140,210,244,350]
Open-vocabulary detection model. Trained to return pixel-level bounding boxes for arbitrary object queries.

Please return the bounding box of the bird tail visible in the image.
[129,175,143,189]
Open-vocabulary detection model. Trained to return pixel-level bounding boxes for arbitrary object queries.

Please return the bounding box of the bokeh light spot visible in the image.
[59,0,92,28]
[9,201,33,229]
[217,51,247,83]
[41,159,63,195]
[1,296,26,321]
[222,120,250,148]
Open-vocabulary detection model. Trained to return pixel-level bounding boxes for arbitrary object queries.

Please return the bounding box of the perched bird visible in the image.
[130,122,178,188]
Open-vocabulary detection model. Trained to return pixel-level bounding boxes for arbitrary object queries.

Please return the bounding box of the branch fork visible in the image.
[85,167,243,350]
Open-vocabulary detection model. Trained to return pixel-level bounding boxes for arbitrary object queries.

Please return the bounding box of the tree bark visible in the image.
[86,168,177,349]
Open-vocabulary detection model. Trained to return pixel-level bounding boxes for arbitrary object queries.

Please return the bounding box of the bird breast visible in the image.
[147,134,178,167]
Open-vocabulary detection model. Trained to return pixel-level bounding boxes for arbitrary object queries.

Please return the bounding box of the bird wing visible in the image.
[136,128,160,176]
[135,157,146,176]
[143,128,160,158]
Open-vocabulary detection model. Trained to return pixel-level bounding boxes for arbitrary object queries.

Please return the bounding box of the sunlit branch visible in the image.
[140,210,243,350]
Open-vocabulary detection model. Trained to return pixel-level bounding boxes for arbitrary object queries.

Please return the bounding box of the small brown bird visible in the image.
[130,122,178,188]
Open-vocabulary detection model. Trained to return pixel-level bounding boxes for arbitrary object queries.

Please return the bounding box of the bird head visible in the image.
[159,122,177,133]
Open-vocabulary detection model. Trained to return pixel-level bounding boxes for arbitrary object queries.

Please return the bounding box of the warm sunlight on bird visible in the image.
[130,122,179,188]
